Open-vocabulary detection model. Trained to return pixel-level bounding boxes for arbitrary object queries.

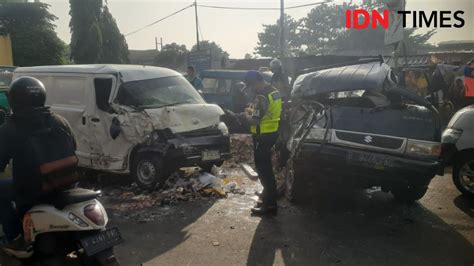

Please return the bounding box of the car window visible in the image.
[0,67,15,87]
[94,78,113,112]
[202,78,232,94]
[116,75,204,109]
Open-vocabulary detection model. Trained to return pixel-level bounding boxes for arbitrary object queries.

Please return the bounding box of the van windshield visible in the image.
[116,75,205,109]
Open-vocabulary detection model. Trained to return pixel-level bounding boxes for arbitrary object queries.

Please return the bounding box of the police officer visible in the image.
[243,71,282,215]
[0,76,77,257]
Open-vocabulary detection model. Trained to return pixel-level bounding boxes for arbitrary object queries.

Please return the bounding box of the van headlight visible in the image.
[217,122,229,136]
[441,128,463,144]
[306,127,331,141]
[405,139,441,157]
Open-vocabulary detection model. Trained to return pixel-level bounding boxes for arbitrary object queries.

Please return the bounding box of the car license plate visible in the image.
[80,227,123,256]
[202,150,220,161]
[347,151,395,169]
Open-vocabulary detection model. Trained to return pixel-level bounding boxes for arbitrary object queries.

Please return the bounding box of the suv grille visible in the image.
[179,126,222,138]
[335,131,404,150]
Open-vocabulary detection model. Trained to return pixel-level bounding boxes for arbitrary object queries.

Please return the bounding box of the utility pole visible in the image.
[194,0,200,51]
[279,0,285,58]
[155,37,159,52]
[160,37,163,51]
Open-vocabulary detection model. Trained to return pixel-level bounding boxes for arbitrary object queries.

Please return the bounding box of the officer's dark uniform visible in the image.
[250,85,282,208]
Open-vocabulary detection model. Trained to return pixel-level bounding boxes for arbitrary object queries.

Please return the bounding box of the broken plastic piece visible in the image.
[241,163,258,181]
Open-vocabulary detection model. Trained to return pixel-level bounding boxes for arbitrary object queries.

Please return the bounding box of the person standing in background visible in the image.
[187,66,203,90]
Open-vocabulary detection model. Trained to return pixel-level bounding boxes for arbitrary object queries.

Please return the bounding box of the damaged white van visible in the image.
[13,65,230,189]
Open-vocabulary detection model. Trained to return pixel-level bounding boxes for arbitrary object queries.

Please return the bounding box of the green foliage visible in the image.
[69,0,129,64]
[191,41,229,60]
[0,2,65,66]
[255,2,436,57]
[69,0,102,64]
[255,14,301,57]
[155,43,188,69]
[99,6,129,63]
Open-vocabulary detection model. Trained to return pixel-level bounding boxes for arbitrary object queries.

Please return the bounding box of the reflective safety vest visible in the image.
[250,88,282,135]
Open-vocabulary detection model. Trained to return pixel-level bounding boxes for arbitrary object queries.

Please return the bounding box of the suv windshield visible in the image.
[116,75,205,109]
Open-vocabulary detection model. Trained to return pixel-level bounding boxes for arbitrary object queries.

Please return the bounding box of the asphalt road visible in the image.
[0,170,472,266]
[110,171,474,266]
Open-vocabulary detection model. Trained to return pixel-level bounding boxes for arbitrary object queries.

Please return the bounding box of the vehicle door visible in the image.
[87,75,131,171]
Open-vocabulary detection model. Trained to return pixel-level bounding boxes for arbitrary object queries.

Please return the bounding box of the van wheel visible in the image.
[391,185,428,202]
[453,154,474,198]
[285,160,309,203]
[132,153,165,190]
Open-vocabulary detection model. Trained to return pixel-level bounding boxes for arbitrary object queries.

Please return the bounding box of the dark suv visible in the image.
[284,62,441,202]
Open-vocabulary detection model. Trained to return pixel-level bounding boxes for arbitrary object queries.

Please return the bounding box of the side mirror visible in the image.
[109,117,121,140]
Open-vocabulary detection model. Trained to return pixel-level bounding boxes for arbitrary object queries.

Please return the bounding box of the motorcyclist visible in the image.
[0,76,77,258]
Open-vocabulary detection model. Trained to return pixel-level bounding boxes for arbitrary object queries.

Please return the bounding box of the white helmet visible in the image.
[269,58,282,70]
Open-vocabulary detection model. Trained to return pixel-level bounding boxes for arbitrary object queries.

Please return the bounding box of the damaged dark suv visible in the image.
[285,62,441,202]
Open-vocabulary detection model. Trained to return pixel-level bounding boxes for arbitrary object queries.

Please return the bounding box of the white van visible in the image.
[13,65,230,189]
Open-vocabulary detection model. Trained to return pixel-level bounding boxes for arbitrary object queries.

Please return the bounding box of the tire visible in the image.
[453,154,474,198]
[391,185,428,202]
[131,153,165,190]
[200,160,224,172]
[284,160,310,203]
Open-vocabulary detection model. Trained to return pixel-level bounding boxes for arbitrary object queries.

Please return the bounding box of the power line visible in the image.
[197,1,331,11]
[124,1,332,37]
[125,3,194,37]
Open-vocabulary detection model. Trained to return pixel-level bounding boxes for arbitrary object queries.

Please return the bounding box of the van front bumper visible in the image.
[294,141,439,187]
[165,134,231,167]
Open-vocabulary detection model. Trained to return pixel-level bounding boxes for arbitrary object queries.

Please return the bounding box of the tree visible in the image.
[244,53,254,59]
[69,0,129,63]
[0,2,66,66]
[99,6,129,63]
[254,14,301,57]
[155,43,188,69]
[191,41,229,61]
[299,3,351,54]
[69,0,102,63]
[254,2,436,56]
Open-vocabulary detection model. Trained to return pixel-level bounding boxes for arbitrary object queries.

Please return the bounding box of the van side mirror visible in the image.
[110,117,121,140]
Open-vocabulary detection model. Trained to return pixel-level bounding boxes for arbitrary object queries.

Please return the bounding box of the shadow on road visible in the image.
[247,190,474,266]
[112,198,217,265]
[454,195,474,218]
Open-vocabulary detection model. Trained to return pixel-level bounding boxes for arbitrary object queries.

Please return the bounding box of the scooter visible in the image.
[4,188,123,265]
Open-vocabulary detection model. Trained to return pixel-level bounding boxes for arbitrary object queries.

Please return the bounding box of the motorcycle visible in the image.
[4,188,123,265]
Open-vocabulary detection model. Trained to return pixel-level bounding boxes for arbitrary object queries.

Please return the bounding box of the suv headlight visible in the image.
[217,122,229,136]
[441,128,463,144]
[405,139,441,157]
[306,127,331,141]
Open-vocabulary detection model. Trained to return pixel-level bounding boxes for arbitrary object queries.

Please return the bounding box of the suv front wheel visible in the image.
[285,160,310,203]
[453,154,474,198]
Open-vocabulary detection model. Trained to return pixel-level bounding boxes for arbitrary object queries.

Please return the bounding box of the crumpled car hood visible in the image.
[144,103,224,133]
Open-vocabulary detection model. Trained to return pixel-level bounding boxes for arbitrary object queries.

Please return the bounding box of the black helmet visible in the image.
[9,76,46,112]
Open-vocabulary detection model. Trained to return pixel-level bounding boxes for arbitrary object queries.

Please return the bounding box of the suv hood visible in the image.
[144,103,224,133]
